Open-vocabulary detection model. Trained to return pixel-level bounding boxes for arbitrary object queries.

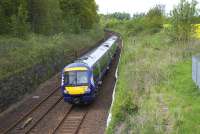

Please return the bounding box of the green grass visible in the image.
[107,30,200,133]
[0,28,103,79]
[157,61,200,133]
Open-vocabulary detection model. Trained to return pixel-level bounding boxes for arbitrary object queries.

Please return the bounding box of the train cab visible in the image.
[61,63,96,104]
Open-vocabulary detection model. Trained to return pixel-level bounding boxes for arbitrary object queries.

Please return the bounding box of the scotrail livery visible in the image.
[61,35,119,104]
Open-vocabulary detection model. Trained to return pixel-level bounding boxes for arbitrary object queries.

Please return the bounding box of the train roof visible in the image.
[75,35,118,68]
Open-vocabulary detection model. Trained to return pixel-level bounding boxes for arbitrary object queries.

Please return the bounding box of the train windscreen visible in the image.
[64,71,88,86]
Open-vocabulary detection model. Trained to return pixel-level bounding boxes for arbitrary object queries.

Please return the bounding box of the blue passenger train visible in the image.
[61,35,119,104]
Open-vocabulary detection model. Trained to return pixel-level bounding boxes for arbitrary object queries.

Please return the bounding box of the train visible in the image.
[61,35,119,104]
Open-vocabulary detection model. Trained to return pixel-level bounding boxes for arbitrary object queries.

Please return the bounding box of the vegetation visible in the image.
[106,0,200,133]
[59,0,99,33]
[102,5,164,36]
[0,0,99,36]
[170,0,198,41]
[107,12,131,20]
[107,30,200,133]
[1,0,200,132]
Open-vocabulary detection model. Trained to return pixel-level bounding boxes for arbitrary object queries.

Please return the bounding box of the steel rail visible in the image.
[2,86,60,134]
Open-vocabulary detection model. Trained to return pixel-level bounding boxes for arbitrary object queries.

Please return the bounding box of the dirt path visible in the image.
[157,94,173,134]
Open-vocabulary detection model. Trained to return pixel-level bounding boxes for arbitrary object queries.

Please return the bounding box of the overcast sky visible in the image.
[95,0,200,15]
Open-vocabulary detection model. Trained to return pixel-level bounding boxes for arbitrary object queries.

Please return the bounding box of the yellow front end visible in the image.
[65,86,88,95]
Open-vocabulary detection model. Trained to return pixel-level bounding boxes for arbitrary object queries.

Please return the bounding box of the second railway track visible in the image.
[3,88,89,134]
[3,87,62,134]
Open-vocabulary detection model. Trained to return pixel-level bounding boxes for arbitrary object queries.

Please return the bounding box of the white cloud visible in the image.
[95,0,200,14]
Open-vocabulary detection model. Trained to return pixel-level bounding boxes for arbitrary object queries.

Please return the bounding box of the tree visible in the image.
[27,0,48,34]
[0,0,99,35]
[0,7,9,34]
[132,13,145,19]
[59,0,98,33]
[171,0,198,41]
[145,5,165,33]
[109,12,131,20]
[0,0,30,37]
[0,0,20,34]
[11,0,29,37]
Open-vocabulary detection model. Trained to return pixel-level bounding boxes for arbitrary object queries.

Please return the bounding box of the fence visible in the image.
[192,55,200,88]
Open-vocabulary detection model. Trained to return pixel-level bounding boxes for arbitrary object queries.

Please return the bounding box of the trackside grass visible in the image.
[107,30,200,133]
[156,61,200,133]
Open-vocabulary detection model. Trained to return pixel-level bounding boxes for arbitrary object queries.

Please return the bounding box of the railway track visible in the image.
[3,88,88,134]
[2,87,62,134]
[52,106,88,134]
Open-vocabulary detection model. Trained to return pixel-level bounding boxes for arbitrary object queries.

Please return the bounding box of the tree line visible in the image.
[0,0,98,37]
[105,0,200,42]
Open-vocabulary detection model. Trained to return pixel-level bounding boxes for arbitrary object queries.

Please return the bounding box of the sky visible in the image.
[95,0,200,15]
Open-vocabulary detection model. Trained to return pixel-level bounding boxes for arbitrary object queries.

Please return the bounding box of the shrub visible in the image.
[170,0,198,41]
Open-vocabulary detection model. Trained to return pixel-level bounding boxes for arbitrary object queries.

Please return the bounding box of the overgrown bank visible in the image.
[107,30,200,133]
[0,29,103,112]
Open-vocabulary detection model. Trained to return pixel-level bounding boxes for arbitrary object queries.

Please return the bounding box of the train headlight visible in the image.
[64,90,68,94]
[85,88,91,93]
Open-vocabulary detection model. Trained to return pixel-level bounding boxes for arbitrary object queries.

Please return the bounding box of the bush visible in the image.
[124,5,164,36]
[170,0,198,41]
